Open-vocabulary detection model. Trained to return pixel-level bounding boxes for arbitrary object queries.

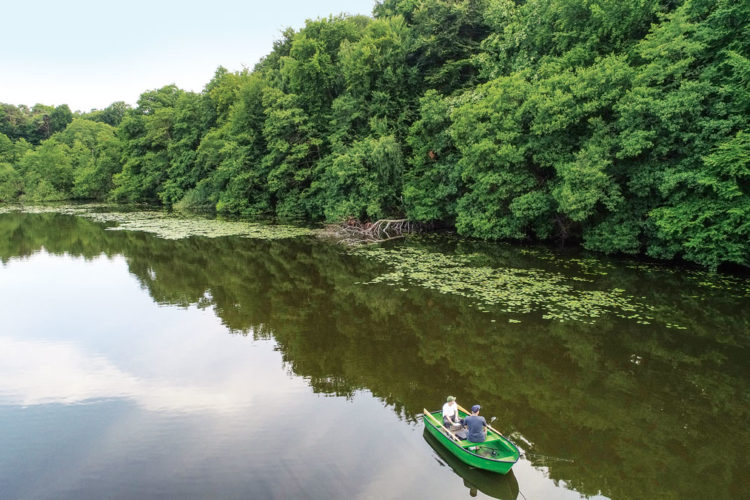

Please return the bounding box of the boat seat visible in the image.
[461,434,500,446]
[461,440,487,447]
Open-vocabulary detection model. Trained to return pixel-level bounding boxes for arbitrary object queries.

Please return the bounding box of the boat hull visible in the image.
[423,430,520,499]
[423,411,518,474]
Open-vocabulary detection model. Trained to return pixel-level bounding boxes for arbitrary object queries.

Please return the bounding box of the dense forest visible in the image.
[1,0,748,269]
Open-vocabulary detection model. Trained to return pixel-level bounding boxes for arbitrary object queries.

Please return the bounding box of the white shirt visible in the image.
[442,402,458,420]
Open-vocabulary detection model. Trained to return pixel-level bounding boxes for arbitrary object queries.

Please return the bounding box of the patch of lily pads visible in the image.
[353,245,683,327]
[0,204,316,240]
[519,245,750,298]
[0,203,95,215]
[82,211,316,240]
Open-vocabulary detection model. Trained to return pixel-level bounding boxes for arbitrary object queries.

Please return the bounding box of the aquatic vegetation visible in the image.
[354,245,677,326]
[3,204,743,324]
[2,209,748,500]
[519,248,617,277]
[0,203,111,216]
[82,211,316,240]
[0,204,86,215]
[520,246,750,298]
[0,204,316,240]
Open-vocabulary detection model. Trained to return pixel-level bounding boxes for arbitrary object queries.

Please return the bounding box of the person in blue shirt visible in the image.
[464,404,487,443]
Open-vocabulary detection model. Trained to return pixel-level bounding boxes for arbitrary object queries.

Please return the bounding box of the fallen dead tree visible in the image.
[321,217,420,245]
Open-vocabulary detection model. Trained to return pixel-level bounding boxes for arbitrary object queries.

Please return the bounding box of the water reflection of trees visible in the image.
[2,212,748,499]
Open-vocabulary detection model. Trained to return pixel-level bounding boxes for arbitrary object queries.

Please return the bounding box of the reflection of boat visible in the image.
[423,408,520,474]
[423,429,520,499]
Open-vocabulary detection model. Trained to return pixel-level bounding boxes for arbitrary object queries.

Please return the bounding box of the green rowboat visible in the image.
[423,430,519,499]
[423,407,520,475]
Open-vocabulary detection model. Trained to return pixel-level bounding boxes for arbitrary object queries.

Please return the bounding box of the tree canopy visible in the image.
[1,0,748,269]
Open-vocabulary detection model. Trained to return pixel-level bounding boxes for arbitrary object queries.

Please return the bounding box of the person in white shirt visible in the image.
[442,395,463,427]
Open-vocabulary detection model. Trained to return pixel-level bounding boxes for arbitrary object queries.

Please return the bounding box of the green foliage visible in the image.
[320,133,404,220]
[83,101,131,127]
[261,88,322,219]
[72,134,122,200]
[0,103,73,144]
[0,117,120,202]
[159,92,209,206]
[213,74,272,216]
[0,133,13,164]
[203,66,244,126]
[0,163,22,201]
[647,131,750,268]
[16,140,73,200]
[111,85,184,202]
[404,90,461,222]
[280,15,369,120]
[1,0,748,268]
[450,73,543,239]
[404,0,491,93]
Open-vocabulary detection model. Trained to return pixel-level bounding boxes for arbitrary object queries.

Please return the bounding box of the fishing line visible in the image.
[522,452,574,463]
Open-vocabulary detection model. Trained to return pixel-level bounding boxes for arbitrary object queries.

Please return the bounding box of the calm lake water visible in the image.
[1,209,748,499]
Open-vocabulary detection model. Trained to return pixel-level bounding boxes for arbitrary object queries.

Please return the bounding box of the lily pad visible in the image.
[0,203,317,240]
[353,245,674,327]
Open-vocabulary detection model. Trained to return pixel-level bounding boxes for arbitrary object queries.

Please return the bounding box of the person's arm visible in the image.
[449,406,458,423]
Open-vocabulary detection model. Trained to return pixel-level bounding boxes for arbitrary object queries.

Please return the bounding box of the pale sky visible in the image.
[1,0,377,112]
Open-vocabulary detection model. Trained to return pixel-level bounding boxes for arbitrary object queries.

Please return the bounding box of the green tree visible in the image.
[404,90,462,222]
[1,0,748,269]
[111,85,183,202]
[159,91,208,206]
[261,88,322,219]
[213,74,272,216]
[85,101,131,127]
[404,0,491,93]
[319,131,404,220]
[0,133,13,164]
[16,140,73,200]
[49,104,73,134]
[449,73,549,239]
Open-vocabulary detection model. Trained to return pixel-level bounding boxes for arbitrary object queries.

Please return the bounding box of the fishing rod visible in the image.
[423,407,574,463]
[468,444,573,463]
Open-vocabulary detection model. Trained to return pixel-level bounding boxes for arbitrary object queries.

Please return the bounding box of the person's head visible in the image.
[446,395,456,405]
[471,404,480,414]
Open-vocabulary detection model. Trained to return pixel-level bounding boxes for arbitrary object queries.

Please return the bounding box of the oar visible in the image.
[456,403,505,438]
[423,409,462,443]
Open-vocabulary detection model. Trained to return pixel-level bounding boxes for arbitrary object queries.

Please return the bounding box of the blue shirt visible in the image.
[465,415,487,442]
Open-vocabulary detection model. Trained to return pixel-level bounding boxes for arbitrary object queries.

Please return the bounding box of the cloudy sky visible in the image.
[1,0,376,112]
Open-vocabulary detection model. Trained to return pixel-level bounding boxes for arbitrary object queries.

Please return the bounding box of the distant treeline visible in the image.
[1,0,748,268]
